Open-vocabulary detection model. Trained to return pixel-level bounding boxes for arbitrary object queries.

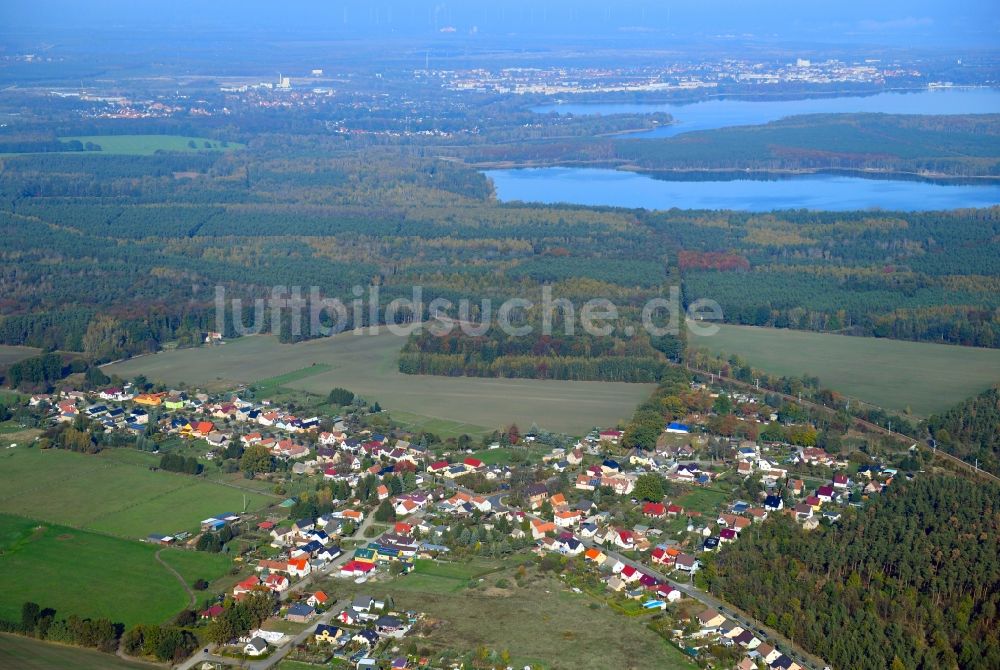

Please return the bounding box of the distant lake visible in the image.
[485,168,1000,212]
[534,88,1000,138]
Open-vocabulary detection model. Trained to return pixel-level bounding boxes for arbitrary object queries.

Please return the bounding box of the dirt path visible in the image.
[154,548,196,618]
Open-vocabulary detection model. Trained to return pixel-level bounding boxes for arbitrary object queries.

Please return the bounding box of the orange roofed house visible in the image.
[530,518,556,540]
[134,392,166,407]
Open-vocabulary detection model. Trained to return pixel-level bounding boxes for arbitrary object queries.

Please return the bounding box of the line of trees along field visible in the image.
[705,476,1000,670]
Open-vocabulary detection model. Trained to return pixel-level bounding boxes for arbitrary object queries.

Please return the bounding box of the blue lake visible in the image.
[485,168,1000,212]
[534,88,1000,138]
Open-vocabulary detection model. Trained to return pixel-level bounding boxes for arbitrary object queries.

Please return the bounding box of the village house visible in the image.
[610,528,635,550]
[307,591,330,608]
[233,576,263,596]
[793,503,814,521]
[599,429,623,443]
[643,502,666,518]
[526,483,550,509]
[697,608,726,632]
[764,495,784,511]
[554,509,582,528]
[675,553,699,573]
[655,584,682,603]
[263,574,290,592]
[243,637,268,657]
[530,518,556,540]
[286,603,315,623]
[314,623,342,643]
[199,604,224,620]
[816,485,835,504]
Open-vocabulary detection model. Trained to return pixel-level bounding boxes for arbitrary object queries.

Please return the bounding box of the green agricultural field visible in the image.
[0,633,151,670]
[0,514,228,628]
[692,324,1000,416]
[105,332,655,436]
[389,410,493,440]
[0,448,273,538]
[98,446,278,492]
[0,344,41,367]
[61,134,244,155]
[252,364,333,393]
[320,557,696,670]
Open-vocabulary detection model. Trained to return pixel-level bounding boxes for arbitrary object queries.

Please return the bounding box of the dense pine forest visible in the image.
[708,477,1000,670]
[927,387,1000,475]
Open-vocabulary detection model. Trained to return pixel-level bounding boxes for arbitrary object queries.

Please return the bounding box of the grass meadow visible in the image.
[692,323,1000,416]
[0,447,272,538]
[105,332,654,436]
[676,487,730,516]
[320,556,696,670]
[0,345,41,367]
[61,134,244,155]
[0,514,228,627]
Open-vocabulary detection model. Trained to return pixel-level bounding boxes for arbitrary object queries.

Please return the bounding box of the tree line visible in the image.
[0,601,121,654]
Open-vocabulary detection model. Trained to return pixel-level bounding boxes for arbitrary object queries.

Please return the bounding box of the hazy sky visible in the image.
[3,0,998,46]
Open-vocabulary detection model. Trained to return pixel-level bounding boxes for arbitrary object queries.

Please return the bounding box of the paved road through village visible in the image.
[174,511,379,670]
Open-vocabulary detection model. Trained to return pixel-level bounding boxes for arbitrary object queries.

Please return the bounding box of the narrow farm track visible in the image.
[154,548,196,615]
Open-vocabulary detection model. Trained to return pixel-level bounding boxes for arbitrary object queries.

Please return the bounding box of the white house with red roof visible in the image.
[234,576,263,596]
[426,460,450,474]
[264,574,290,592]
[610,528,635,550]
[599,429,623,443]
